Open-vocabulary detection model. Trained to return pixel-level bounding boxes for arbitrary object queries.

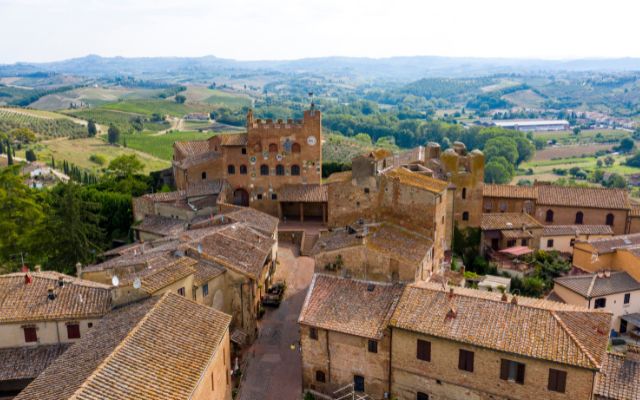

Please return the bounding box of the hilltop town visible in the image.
[2,104,640,400]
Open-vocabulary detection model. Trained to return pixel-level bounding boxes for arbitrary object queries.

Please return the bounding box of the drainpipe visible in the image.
[387,327,393,398]
[326,330,331,384]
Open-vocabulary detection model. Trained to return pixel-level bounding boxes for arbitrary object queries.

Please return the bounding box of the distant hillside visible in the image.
[2,55,640,82]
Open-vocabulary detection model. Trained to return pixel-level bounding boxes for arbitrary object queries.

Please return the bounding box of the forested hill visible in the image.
[3,55,640,81]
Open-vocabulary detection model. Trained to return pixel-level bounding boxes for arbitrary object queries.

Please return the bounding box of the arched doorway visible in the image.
[233,188,249,207]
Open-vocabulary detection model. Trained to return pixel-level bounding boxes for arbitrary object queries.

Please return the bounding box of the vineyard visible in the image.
[0,108,87,138]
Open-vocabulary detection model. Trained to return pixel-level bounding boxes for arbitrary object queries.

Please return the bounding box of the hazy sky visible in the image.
[1,0,638,63]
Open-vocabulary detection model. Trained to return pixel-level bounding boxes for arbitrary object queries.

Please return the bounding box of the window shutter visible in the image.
[556,370,567,393]
[467,351,474,372]
[417,340,431,361]
[516,363,525,384]
[458,350,465,370]
[500,359,510,380]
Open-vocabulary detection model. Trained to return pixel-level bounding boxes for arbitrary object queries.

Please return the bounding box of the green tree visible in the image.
[87,120,97,137]
[484,136,519,165]
[25,149,37,162]
[0,167,45,272]
[175,94,186,104]
[107,124,120,145]
[10,127,36,143]
[605,173,627,189]
[604,156,615,167]
[484,156,514,184]
[616,137,635,153]
[42,183,104,272]
[6,141,13,166]
[572,127,581,135]
[514,136,535,164]
[108,155,144,178]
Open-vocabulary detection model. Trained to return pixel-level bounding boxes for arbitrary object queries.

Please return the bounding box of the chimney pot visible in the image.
[24,274,32,285]
[511,296,518,305]
[57,276,64,288]
[501,292,508,302]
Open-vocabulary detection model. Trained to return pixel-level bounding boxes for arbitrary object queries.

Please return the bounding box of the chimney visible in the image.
[604,270,611,278]
[511,296,518,305]
[47,287,56,301]
[34,265,41,272]
[446,305,457,319]
[24,274,32,285]
[501,292,508,302]
[57,276,64,288]
[448,287,455,298]
[75,262,82,278]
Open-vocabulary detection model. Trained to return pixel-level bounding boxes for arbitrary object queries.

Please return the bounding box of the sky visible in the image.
[0,0,639,64]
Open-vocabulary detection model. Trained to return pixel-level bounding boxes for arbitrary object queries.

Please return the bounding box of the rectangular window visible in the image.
[241,147,247,155]
[547,239,554,248]
[66,323,81,339]
[177,287,186,297]
[548,369,567,393]
[203,283,209,297]
[500,359,525,384]
[23,327,37,343]
[507,239,516,247]
[594,298,606,309]
[417,393,429,400]
[309,327,318,340]
[624,293,631,304]
[458,349,474,372]
[417,339,431,361]
[521,239,528,246]
[192,286,197,301]
[368,340,378,353]
[257,194,263,200]
[271,193,277,200]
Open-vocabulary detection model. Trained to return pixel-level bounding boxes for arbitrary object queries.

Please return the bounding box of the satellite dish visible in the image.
[111,276,120,287]
[133,277,141,289]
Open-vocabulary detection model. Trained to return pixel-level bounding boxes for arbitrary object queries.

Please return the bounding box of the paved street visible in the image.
[238,243,315,400]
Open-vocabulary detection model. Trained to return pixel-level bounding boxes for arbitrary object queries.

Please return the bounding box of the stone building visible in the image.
[326,166,448,268]
[539,225,613,254]
[299,274,613,400]
[172,108,322,217]
[483,183,632,235]
[0,272,112,396]
[572,233,640,282]
[310,221,435,283]
[480,213,544,252]
[15,293,233,400]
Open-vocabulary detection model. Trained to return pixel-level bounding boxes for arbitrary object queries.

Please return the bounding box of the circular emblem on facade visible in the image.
[250,156,257,165]
[276,154,283,161]
[307,136,317,146]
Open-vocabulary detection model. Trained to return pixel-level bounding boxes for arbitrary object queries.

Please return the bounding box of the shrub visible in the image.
[89,154,106,165]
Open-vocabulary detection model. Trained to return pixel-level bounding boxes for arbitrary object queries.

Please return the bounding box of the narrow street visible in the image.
[237,243,315,400]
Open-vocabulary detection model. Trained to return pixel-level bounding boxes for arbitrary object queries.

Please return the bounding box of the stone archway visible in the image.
[233,188,249,207]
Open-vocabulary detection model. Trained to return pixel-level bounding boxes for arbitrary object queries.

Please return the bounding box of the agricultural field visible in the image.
[65,109,168,133]
[101,99,212,117]
[534,143,614,161]
[182,86,252,107]
[16,137,170,174]
[29,86,163,110]
[501,89,546,108]
[533,128,629,145]
[119,131,220,160]
[0,107,87,138]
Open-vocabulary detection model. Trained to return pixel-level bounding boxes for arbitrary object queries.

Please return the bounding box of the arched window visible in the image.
[276,164,285,176]
[315,370,326,383]
[292,142,301,153]
[268,143,278,153]
[546,209,554,223]
[260,164,269,176]
[462,188,467,199]
[462,211,469,221]
[291,164,300,176]
[201,171,207,180]
[253,143,262,153]
[239,165,247,175]
[606,213,614,226]
[575,211,584,224]
[227,165,235,175]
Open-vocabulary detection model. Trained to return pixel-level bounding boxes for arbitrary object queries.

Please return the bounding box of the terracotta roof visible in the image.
[481,213,543,231]
[390,282,611,370]
[368,148,393,161]
[536,185,630,210]
[177,151,222,169]
[127,257,198,294]
[193,260,226,286]
[0,344,70,381]
[174,140,210,158]
[384,167,449,193]
[542,225,614,236]
[594,350,640,400]
[483,184,538,199]
[279,184,328,202]
[187,224,275,279]
[134,215,187,237]
[140,190,186,203]
[222,207,279,236]
[84,249,176,273]
[186,180,226,198]
[501,229,534,239]
[554,272,640,299]
[0,272,111,323]
[325,170,352,184]
[631,204,640,217]
[582,233,640,254]
[16,294,232,400]
[310,229,363,255]
[299,274,404,339]
[219,133,248,146]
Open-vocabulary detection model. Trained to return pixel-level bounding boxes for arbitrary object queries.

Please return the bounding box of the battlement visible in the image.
[246,109,321,131]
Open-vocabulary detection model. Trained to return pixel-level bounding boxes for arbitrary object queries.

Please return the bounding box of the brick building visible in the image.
[172,108,322,218]
[299,274,613,400]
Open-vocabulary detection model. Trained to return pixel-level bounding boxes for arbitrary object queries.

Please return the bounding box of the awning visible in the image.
[499,246,533,256]
[622,313,640,327]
